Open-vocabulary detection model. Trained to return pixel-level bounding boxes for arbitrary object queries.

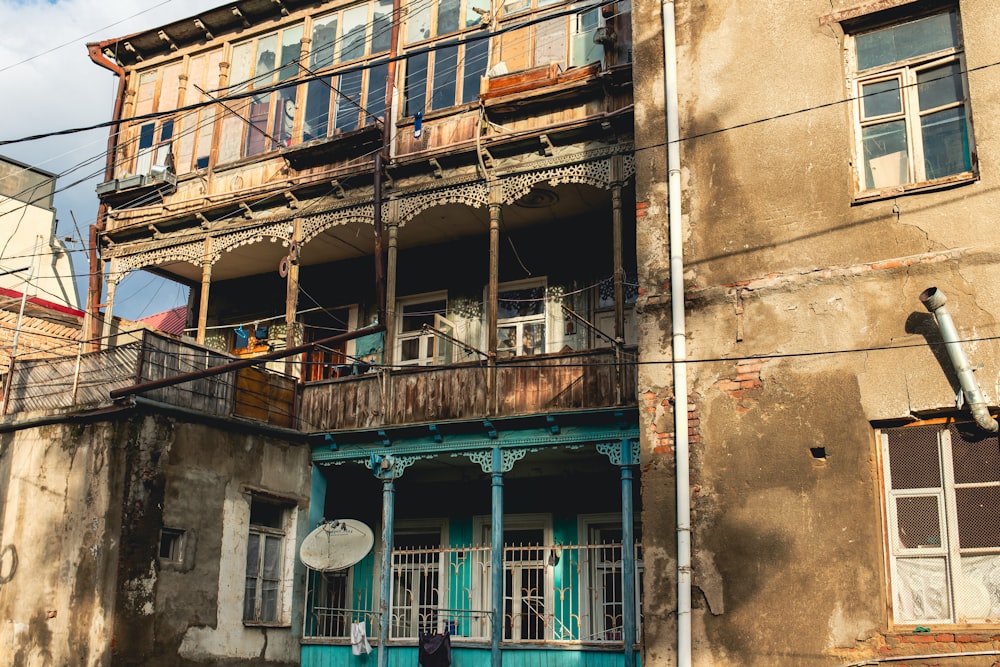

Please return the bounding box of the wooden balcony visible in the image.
[299,348,636,432]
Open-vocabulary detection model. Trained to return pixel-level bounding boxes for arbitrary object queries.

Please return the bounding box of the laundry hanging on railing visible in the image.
[418,630,451,667]
[351,620,372,656]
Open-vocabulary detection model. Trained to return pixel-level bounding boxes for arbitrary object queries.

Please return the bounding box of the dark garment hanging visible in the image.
[418,631,452,667]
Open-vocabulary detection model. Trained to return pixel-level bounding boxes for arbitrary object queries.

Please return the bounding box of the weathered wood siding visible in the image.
[139,332,235,415]
[233,366,298,429]
[299,349,636,432]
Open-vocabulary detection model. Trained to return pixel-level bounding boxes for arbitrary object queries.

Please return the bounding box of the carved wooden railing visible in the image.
[299,347,637,432]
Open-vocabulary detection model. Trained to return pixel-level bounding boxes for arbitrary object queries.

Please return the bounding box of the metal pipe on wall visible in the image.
[919,287,998,432]
[661,1,692,664]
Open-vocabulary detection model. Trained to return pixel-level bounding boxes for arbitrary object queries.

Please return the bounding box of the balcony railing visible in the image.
[300,347,637,431]
[303,541,643,645]
[1,329,296,428]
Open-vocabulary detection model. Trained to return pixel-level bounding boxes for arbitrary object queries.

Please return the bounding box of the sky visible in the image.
[0,0,213,321]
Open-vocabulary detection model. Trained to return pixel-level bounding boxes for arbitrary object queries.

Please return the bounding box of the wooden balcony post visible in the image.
[382,210,399,423]
[487,185,502,414]
[284,218,302,376]
[196,236,213,345]
[100,257,119,346]
[612,156,625,405]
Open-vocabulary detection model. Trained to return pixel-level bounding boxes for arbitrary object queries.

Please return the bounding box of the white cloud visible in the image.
[0,0,210,320]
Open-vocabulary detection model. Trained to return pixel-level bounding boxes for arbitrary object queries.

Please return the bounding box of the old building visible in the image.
[0,0,642,665]
[633,0,1000,665]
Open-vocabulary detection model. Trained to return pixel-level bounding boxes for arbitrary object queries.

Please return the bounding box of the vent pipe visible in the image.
[919,287,998,433]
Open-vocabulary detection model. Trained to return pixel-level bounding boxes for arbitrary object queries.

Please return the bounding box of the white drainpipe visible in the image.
[661,1,692,665]
[919,287,998,432]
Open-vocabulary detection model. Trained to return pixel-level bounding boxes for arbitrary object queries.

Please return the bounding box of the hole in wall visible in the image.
[810,447,826,460]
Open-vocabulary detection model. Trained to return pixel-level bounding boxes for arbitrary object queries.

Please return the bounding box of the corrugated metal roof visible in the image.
[138,306,188,336]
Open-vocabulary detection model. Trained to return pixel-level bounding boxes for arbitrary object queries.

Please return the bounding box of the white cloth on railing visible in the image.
[351,621,373,655]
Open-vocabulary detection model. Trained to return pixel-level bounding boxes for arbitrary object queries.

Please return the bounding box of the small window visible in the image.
[496,279,547,358]
[396,293,452,366]
[159,528,185,563]
[846,6,976,196]
[880,422,1000,625]
[244,495,293,625]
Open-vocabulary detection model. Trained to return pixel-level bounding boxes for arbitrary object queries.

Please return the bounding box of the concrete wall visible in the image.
[0,412,311,667]
[633,0,1000,665]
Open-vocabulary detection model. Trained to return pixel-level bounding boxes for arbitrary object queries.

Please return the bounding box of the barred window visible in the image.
[881,423,1000,624]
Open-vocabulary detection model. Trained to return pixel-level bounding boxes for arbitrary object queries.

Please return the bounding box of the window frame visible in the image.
[389,520,449,639]
[474,513,555,641]
[494,278,548,358]
[880,422,1000,626]
[577,513,643,643]
[243,494,296,627]
[845,6,977,199]
[396,291,449,367]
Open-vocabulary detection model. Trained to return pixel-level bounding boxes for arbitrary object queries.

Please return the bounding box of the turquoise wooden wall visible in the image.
[302,644,640,667]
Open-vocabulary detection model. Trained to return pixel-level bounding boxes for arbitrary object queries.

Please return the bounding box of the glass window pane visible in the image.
[372,0,393,52]
[467,0,490,28]
[895,495,942,549]
[278,26,303,81]
[503,0,530,15]
[438,0,461,35]
[895,557,950,622]
[366,61,390,123]
[861,79,902,118]
[956,487,1000,549]
[918,62,963,110]
[405,52,429,116]
[311,15,338,69]
[406,0,431,43]
[856,11,958,71]
[958,555,1000,620]
[950,425,1000,484]
[304,78,332,140]
[341,5,369,61]
[335,70,364,133]
[498,286,545,318]
[254,35,279,87]
[887,427,941,488]
[498,325,517,356]
[463,40,489,104]
[402,300,445,332]
[400,337,422,361]
[921,106,970,180]
[862,120,908,189]
[522,321,544,356]
[432,45,459,110]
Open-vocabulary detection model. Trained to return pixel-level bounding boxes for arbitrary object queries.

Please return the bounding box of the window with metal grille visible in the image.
[881,422,1000,624]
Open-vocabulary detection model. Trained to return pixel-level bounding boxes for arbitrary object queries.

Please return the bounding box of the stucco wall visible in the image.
[0,412,311,667]
[633,0,1000,665]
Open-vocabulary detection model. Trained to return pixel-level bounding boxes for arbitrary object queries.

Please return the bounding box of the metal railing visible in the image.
[303,541,643,645]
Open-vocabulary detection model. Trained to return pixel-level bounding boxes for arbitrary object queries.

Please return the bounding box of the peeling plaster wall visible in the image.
[632,0,1000,665]
[0,413,311,667]
[0,422,124,667]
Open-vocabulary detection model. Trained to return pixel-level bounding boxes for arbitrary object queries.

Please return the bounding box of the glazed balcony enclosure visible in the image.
[86,0,641,665]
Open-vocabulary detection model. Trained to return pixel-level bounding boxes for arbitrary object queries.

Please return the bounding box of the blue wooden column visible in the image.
[372,455,398,667]
[599,439,640,667]
[620,438,637,667]
[490,445,504,667]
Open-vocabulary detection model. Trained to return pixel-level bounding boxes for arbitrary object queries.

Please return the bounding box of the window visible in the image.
[396,293,454,366]
[244,496,292,624]
[880,422,1000,624]
[159,528,185,564]
[847,6,975,194]
[497,279,547,358]
[301,0,392,140]
[391,525,446,638]
[402,0,490,115]
[221,24,304,162]
[581,518,643,642]
[494,1,606,74]
[475,515,553,641]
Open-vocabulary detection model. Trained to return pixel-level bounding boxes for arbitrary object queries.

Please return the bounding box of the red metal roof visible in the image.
[138,305,188,336]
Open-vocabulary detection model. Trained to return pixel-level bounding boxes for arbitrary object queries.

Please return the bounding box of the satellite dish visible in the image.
[300,519,375,571]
